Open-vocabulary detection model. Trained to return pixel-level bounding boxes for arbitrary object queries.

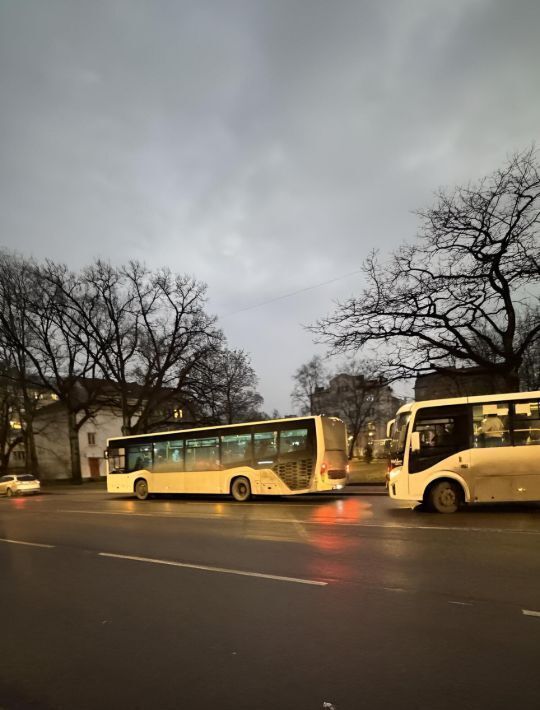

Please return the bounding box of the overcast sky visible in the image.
[1,0,539,413]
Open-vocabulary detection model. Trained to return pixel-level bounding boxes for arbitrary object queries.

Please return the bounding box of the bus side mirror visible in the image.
[411,432,421,452]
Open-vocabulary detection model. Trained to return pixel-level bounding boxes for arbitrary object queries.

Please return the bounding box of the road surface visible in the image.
[1,487,539,709]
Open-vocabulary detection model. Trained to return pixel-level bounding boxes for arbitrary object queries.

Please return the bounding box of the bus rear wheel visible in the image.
[426,480,461,514]
[134,479,149,501]
[231,477,251,502]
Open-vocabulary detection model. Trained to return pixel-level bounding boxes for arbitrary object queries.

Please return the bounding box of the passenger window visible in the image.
[279,428,309,456]
[221,433,252,468]
[254,431,278,466]
[472,403,510,448]
[127,445,152,472]
[512,400,540,446]
[153,440,184,472]
[185,437,220,471]
[409,405,469,473]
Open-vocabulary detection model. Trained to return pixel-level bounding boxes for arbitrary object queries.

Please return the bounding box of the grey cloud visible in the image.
[1,0,539,412]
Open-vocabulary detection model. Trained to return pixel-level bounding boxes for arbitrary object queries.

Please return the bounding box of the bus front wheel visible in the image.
[134,479,149,501]
[426,480,461,514]
[231,477,251,502]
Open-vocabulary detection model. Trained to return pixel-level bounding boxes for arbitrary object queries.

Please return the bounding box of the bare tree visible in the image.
[193,348,264,424]
[313,147,540,390]
[310,360,388,458]
[291,356,328,415]
[50,260,223,434]
[519,309,540,389]
[25,262,104,482]
[0,253,52,478]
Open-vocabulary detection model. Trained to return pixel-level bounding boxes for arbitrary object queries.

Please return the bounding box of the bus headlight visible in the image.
[388,467,401,481]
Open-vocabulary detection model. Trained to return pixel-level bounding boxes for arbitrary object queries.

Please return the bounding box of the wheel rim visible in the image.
[234,480,248,499]
[6,489,12,497]
[439,487,456,509]
[137,482,147,497]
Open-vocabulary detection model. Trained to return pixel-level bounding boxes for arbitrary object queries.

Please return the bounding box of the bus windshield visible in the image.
[391,412,411,457]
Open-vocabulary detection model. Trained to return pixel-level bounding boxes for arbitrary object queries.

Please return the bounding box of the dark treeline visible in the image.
[0,253,264,480]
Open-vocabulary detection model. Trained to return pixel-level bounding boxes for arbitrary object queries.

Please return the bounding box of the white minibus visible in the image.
[387,391,540,512]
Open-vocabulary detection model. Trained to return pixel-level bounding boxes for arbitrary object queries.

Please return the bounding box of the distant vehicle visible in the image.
[0,474,41,497]
[106,416,348,501]
[387,390,540,513]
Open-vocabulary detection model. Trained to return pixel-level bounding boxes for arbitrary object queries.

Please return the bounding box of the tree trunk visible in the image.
[25,426,40,479]
[67,409,82,484]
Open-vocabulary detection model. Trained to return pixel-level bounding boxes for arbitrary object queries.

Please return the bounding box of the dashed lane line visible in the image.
[0,537,55,548]
[98,551,328,586]
[522,609,540,618]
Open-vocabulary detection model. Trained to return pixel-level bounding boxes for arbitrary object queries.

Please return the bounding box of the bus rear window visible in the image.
[321,418,346,451]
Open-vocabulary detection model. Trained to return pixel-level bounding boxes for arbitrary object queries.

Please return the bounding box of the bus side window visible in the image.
[410,405,469,473]
[513,400,540,446]
[472,403,510,447]
[127,445,152,472]
[185,437,220,471]
[278,428,310,457]
[221,433,253,468]
[254,431,278,466]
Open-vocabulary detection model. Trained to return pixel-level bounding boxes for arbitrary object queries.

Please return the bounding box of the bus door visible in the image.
[408,405,470,499]
[470,400,540,502]
[152,440,184,493]
[510,399,540,500]
[469,401,514,502]
[183,436,221,493]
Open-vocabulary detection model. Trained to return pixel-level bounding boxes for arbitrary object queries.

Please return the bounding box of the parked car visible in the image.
[0,474,41,497]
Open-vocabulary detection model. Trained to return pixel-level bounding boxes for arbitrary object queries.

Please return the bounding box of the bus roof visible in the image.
[107,414,344,446]
[395,390,540,418]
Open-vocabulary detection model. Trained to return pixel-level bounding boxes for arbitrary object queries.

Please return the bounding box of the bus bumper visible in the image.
[387,467,416,501]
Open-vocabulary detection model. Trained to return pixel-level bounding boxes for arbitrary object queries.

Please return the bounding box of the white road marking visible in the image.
[98,551,327,586]
[0,537,54,548]
[54,509,540,536]
[382,586,407,592]
[448,601,473,606]
[522,609,540,617]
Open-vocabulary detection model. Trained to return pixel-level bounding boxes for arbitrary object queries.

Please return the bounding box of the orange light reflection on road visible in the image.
[310,531,360,553]
[12,497,27,510]
[310,497,372,526]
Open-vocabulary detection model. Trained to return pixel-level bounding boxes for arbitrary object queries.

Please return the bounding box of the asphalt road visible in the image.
[1,487,539,710]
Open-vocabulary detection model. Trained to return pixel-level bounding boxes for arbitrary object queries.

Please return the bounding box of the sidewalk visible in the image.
[347,459,386,485]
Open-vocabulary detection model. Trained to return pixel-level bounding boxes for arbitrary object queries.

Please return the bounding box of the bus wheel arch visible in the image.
[230,476,252,502]
[134,477,150,500]
[424,478,465,514]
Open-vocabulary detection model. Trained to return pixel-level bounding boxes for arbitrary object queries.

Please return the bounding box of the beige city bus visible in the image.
[387,390,540,512]
[106,415,348,501]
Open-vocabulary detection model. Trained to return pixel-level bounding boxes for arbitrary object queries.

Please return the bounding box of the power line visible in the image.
[218,267,364,319]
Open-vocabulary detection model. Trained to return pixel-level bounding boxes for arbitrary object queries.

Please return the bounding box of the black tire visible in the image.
[231,477,251,502]
[6,488,14,498]
[427,480,461,514]
[134,479,149,501]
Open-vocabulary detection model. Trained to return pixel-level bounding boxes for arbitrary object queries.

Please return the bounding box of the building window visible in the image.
[88,432,96,446]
